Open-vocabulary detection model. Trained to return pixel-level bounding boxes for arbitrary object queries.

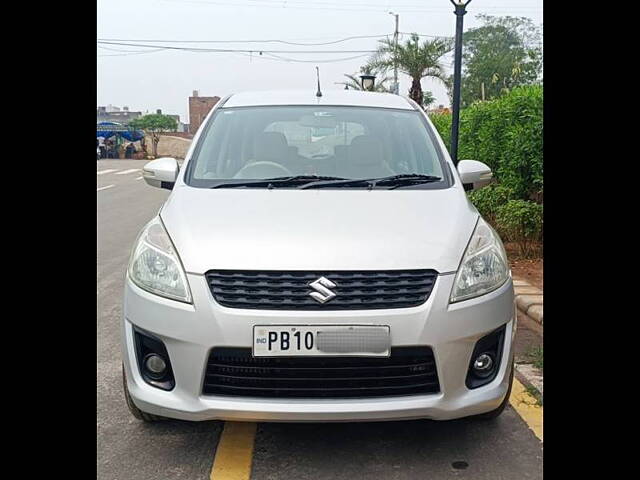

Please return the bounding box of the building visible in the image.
[97,105,142,124]
[428,105,451,114]
[98,105,189,133]
[189,90,220,134]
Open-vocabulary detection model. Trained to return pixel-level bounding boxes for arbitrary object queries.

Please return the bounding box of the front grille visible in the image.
[202,347,440,398]
[205,270,438,310]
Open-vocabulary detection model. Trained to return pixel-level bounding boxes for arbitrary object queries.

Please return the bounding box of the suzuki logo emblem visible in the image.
[308,276,337,304]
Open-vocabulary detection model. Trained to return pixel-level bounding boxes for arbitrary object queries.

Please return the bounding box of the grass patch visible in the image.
[527,346,543,370]
[524,384,543,407]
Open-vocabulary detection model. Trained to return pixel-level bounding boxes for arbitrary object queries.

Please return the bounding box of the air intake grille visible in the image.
[204,270,438,310]
[202,347,440,398]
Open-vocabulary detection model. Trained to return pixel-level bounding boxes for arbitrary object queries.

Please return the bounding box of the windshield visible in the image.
[185,105,449,188]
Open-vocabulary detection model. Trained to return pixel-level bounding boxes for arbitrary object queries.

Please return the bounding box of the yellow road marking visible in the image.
[210,422,257,480]
[510,377,543,441]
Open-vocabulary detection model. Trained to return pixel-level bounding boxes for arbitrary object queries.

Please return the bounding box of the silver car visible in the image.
[122,90,515,423]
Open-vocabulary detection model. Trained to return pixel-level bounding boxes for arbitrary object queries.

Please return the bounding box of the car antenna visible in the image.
[315,66,322,97]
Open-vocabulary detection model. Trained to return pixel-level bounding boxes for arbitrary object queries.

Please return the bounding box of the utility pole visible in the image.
[481,82,485,101]
[449,0,472,166]
[389,12,399,95]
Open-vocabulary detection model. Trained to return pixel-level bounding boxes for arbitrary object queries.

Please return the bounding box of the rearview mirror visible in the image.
[457,160,493,191]
[142,157,179,190]
[299,114,337,129]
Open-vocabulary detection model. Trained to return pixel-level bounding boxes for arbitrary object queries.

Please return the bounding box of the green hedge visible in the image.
[428,113,451,151]
[429,85,543,201]
[496,200,543,257]
[467,184,515,224]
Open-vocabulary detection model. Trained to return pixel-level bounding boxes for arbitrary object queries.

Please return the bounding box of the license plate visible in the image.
[252,325,391,357]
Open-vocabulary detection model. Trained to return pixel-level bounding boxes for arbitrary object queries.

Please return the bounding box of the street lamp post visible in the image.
[389,11,399,95]
[449,0,472,166]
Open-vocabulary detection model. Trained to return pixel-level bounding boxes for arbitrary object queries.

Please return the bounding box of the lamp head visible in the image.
[360,74,376,91]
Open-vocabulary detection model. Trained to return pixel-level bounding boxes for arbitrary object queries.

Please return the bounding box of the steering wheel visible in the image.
[234,161,292,179]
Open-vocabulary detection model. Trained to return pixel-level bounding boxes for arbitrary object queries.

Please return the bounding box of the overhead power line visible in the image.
[97,41,376,54]
[399,32,452,39]
[228,51,372,64]
[97,33,392,46]
[98,50,166,57]
[97,40,376,63]
[98,45,168,57]
[98,45,164,53]
[261,52,371,63]
[97,26,541,62]
[96,32,452,51]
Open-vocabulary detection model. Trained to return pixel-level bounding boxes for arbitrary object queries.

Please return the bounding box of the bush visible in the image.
[429,85,543,201]
[428,113,451,149]
[467,184,515,224]
[495,200,543,258]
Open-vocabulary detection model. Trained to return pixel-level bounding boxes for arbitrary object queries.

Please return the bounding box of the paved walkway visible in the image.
[514,278,543,324]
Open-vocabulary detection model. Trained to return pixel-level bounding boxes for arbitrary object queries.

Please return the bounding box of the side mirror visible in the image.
[457,160,493,191]
[142,157,179,190]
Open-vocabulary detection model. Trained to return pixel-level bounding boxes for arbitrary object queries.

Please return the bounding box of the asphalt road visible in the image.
[97,159,543,480]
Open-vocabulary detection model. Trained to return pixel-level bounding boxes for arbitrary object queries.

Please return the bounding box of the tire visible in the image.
[474,360,514,420]
[122,365,164,422]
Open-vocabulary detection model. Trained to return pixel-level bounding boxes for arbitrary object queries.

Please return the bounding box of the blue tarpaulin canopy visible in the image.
[97,122,144,141]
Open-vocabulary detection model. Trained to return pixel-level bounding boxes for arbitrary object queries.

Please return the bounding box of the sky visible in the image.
[97,0,543,123]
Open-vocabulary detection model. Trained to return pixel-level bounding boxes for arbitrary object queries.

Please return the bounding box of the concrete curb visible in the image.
[513,276,543,401]
[515,364,543,399]
[513,278,543,325]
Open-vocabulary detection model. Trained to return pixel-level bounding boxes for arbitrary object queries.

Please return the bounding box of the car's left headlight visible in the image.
[450,217,509,303]
[128,216,192,303]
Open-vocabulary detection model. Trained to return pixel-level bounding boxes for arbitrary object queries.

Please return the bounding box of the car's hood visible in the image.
[160,186,478,274]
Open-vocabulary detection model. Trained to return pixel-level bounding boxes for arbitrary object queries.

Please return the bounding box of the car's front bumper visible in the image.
[122,272,516,422]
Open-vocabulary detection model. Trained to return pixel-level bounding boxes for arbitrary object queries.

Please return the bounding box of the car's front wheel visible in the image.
[474,360,514,420]
[122,365,164,422]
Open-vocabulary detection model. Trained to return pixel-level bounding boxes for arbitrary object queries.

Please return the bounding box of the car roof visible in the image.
[222,89,416,110]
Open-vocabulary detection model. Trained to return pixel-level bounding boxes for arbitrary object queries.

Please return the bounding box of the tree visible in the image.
[129,113,178,158]
[338,65,393,92]
[422,90,436,109]
[452,15,542,107]
[368,34,452,107]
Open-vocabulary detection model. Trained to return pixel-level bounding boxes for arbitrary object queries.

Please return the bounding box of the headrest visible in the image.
[254,132,289,162]
[348,135,385,166]
[334,145,348,157]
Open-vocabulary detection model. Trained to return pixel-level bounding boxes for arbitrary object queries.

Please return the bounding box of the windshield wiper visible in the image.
[379,174,443,189]
[299,174,442,190]
[210,175,346,189]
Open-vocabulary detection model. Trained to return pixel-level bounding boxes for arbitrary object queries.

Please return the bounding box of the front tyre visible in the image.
[474,359,514,420]
[122,365,164,422]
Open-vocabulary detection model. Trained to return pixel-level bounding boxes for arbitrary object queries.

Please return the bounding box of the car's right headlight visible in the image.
[450,217,509,303]
[128,216,192,303]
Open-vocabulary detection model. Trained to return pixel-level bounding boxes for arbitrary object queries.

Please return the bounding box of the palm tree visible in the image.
[338,66,393,92]
[368,34,452,107]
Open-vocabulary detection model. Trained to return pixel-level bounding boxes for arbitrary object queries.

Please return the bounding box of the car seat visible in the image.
[338,135,395,179]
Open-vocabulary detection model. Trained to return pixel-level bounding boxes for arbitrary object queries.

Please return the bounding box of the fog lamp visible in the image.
[472,353,494,378]
[144,353,167,377]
